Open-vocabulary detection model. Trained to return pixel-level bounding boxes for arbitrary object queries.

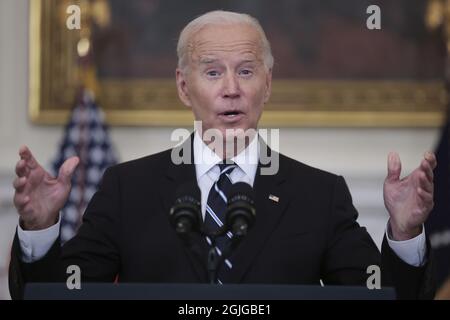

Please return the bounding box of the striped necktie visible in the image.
[204,162,237,283]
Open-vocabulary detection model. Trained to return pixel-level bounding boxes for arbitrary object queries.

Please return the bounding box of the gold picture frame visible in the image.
[29,0,448,127]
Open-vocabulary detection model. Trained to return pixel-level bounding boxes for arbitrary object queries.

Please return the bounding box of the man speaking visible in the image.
[10,11,437,299]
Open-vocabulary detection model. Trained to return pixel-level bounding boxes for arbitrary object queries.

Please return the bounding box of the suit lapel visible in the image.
[159,134,210,282]
[226,147,292,283]
[159,135,292,283]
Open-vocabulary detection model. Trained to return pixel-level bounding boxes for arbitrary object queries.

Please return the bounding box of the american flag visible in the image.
[52,90,117,243]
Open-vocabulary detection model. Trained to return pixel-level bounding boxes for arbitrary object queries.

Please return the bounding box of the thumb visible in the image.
[386,152,401,182]
[58,157,80,185]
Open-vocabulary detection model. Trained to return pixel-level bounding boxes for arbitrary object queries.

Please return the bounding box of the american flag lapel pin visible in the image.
[268,194,279,203]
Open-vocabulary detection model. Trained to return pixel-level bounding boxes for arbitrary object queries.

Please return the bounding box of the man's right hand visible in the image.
[13,146,79,230]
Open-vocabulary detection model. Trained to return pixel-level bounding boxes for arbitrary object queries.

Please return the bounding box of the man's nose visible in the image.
[222,73,240,98]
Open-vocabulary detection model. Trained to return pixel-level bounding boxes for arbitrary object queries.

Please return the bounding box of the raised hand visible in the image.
[13,146,79,230]
[383,151,437,240]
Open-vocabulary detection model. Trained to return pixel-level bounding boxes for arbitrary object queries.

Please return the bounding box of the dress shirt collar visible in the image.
[193,130,259,179]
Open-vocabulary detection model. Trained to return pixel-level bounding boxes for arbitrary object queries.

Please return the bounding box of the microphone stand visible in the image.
[206,230,244,285]
[207,236,219,284]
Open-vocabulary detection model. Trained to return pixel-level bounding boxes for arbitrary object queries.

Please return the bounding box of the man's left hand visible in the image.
[383,151,437,241]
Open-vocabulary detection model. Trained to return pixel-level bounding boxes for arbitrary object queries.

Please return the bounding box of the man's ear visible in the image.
[176,68,192,107]
[264,68,273,103]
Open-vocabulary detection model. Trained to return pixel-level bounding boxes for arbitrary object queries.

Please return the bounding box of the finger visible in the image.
[19,145,38,169]
[13,176,27,190]
[418,172,433,193]
[417,187,433,207]
[58,157,80,185]
[13,193,30,210]
[15,159,29,177]
[424,151,437,170]
[420,159,434,181]
[386,152,402,182]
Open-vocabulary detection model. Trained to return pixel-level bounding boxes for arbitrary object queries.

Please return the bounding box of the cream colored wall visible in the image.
[0,0,440,299]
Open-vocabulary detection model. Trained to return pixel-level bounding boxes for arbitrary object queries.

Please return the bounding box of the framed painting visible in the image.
[29,0,448,127]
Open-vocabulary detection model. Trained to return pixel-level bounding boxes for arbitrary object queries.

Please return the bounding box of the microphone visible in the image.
[169,181,202,235]
[226,182,256,238]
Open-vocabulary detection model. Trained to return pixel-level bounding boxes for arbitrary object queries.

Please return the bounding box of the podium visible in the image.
[24,283,396,300]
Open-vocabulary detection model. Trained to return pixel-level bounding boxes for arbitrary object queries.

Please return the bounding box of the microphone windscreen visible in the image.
[228,182,254,205]
[170,181,201,235]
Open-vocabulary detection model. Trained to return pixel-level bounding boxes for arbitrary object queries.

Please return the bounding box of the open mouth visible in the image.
[218,109,245,123]
[220,110,243,117]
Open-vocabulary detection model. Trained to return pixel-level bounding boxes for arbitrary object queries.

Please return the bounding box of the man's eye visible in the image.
[239,69,253,76]
[206,70,220,77]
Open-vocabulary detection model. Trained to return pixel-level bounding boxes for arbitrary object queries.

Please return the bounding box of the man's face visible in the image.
[176,23,272,138]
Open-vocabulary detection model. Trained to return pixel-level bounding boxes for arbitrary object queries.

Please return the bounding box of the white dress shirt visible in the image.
[18,132,426,266]
[193,131,259,220]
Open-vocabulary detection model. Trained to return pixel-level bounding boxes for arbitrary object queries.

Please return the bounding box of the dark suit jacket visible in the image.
[9,138,435,299]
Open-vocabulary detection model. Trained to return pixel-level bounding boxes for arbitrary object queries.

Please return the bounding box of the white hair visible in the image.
[177,10,274,71]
